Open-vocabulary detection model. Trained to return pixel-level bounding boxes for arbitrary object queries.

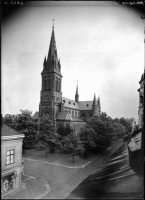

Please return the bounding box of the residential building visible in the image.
[137,73,144,128]
[1,125,25,198]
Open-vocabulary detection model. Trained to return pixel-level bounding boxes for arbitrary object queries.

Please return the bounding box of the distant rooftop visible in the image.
[1,125,20,136]
[32,111,39,120]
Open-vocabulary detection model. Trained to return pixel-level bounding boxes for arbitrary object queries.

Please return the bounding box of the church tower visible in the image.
[75,84,79,102]
[92,93,100,117]
[39,22,63,118]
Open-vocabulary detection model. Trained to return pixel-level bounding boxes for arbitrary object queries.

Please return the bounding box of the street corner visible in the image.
[5,174,47,199]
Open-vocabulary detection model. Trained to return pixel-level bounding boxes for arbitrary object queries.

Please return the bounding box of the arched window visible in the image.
[48,76,51,91]
[56,78,58,92]
[57,79,60,92]
[44,77,47,91]
[59,79,61,92]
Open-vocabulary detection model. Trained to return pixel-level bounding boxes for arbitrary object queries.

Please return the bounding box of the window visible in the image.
[56,78,58,92]
[44,77,47,91]
[48,77,51,91]
[7,150,14,165]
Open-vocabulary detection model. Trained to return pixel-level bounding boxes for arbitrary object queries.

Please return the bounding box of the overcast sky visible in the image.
[2,1,144,123]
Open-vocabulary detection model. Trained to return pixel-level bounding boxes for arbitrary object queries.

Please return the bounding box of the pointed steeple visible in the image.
[43,56,47,69]
[75,83,79,102]
[98,95,101,107]
[47,25,57,61]
[93,93,97,105]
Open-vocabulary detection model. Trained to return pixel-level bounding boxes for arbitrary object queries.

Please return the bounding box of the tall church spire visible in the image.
[93,93,97,105]
[92,93,99,117]
[47,22,57,61]
[75,83,79,102]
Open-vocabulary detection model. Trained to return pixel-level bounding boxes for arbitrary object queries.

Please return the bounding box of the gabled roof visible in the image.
[78,101,93,110]
[56,111,72,121]
[62,97,79,109]
[62,97,95,111]
[1,125,20,136]
[32,111,39,120]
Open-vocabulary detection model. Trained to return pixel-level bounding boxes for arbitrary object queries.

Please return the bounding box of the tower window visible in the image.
[44,77,47,91]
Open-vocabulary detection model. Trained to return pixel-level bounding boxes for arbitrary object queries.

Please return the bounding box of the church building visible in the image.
[33,24,101,133]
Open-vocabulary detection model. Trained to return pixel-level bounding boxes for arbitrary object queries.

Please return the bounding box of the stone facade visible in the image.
[34,25,101,132]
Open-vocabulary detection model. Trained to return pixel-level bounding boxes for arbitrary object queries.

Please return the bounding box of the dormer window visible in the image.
[69,102,71,104]
[73,103,75,106]
[63,100,65,103]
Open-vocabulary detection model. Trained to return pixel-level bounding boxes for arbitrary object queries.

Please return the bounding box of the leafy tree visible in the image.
[3,114,16,129]
[79,125,97,156]
[3,110,37,152]
[61,132,85,162]
[36,116,61,156]
[57,126,72,138]
[87,116,112,144]
[112,121,127,138]
[119,117,132,133]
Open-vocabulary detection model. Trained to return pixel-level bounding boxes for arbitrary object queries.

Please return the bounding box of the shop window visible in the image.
[7,150,14,165]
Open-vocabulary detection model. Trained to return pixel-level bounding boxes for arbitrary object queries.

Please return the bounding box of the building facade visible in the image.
[33,25,101,132]
[137,73,144,128]
[1,125,25,198]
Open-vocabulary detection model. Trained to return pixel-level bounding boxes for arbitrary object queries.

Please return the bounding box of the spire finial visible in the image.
[52,18,55,29]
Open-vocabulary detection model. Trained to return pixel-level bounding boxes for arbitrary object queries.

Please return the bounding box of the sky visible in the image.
[1,1,144,123]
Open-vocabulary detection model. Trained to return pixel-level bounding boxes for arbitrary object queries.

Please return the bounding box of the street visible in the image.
[67,142,143,199]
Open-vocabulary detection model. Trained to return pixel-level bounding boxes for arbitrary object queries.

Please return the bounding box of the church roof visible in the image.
[56,111,72,121]
[1,125,20,136]
[78,101,93,110]
[62,97,97,111]
[62,97,80,109]
[32,111,39,120]
[71,117,84,122]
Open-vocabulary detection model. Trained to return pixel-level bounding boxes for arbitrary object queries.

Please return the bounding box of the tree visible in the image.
[87,116,112,144]
[119,117,132,133]
[36,116,61,156]
[3,110,37,153]
[57,126,72,138]
[61,132,85,162]
[79,125,97,156]
[112,121,127,138]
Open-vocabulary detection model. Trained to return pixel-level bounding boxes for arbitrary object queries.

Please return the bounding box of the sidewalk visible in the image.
[3,174,51,199]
